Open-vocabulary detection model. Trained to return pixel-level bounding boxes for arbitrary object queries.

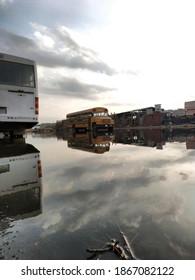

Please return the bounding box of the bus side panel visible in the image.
[67,118,89,131]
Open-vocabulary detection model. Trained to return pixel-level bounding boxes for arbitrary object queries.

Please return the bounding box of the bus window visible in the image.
[0,60,35,88]
[93,112,108,117]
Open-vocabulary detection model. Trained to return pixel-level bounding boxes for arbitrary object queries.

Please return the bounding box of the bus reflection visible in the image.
[0,141,42,225]
[67,131,115,154]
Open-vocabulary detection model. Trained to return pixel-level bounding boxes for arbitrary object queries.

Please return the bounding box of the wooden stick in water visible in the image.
[115,220,137,260]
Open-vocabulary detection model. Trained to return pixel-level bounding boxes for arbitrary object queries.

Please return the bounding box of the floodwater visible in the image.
[0,128,195,260]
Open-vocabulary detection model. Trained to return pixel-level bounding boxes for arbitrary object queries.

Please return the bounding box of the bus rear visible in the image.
[0,53,38,137]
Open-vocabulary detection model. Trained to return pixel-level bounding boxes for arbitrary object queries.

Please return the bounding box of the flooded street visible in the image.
[1,129,195,260]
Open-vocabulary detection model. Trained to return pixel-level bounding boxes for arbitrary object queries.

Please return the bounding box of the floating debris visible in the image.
[115,220,138,260]
[87,221,139,260]
[87,238,129,260]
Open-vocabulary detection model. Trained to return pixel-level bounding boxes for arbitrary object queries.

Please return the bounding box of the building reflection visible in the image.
[56,128,195,152]
[113,128,195,150]
[113,129,165,149]
[0,139,42,231]
[186,135,195,149]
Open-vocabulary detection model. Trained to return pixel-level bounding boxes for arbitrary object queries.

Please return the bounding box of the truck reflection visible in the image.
[0,141,42,224]
[67,131,115,154]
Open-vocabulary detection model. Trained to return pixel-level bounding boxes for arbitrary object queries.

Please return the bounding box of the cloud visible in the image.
[0,27,116,99]
[0,26,116,75]
[0,0,12,4]
[121,69,139,76]
[42,161,169,233]
[179,172,188,181]
[165,234,190,258]
[104,101,137,108]
[63,166,86,179]
[34,31,55,49]
[40,75,115,100]
[0,28,37,53]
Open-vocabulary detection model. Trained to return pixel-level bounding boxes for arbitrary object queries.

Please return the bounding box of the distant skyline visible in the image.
[1,0,195,122]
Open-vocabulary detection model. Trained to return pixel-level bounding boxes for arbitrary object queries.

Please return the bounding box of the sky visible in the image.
[1,0,195,123]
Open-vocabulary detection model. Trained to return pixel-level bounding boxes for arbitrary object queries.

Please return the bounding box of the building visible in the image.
[185,101,195,116]
[113,106,162,128]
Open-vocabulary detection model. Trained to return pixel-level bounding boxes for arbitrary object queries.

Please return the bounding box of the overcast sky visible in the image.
[1,0,195,122]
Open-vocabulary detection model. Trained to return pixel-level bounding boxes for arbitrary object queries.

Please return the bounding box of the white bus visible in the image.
[0,142,42,220]
[0,53,38,137]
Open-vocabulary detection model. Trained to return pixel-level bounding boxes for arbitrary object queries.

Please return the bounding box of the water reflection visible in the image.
[0,139,42,259]
[0,129,195,260]
[66,132,115,154]
[52,128,195,260]
[56,128,195,153]
[114,128,195,150]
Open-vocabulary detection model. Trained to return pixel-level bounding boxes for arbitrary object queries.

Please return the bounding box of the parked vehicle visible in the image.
[0,53,38,137]
[66,107,114,132]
